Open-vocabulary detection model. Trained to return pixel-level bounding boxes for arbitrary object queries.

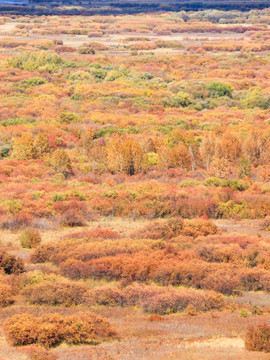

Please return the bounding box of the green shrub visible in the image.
[59,112,80,124]
[203,177,249,191]
[164,91,192,108]
[217,201,248,219]
[240,308,249,317]
[20,228,41,249]
[22,77,47,87]
[203,177,223,187]
[0,144,11,158]
[7,51,66,71]
[207,81,234,98]
[179,179,200,187]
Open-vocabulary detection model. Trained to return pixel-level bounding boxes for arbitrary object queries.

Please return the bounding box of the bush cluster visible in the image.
[5,312,117,348]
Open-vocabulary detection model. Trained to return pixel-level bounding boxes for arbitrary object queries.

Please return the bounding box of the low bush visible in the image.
[90,283,224,315]
[133,218,218,239]
[5,312,117,348]
[22,280,88,306]
[0,251,24,274]
[89,286,125,306]
[260,216,270,231]
[60,209,86,227]
[0,283,15,307]
[132,220,174,239]
[181,218,219,237]
[1,212,33,230]
[20,228,41,249]
[245,323,270,352]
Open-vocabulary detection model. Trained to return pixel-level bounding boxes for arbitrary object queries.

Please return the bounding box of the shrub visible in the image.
[0,251,24,274]
[260,216,270,231]
[207,81,234,98]
[89,286,124,306]
[51,149,72,176]
[1,212,33,230]
[23,281,88,306]
[5,313,38,346]
[167,217,184,235]
[5,312,117,348]
[59,112,80,124]
[79,47,95,54]
[0,283,15,307]
[121,283,224,315]
[85,228,120,239]
[181,219,219,238]
[7,51,65,71]
[60,209,86,227]
[132,221,173,239]
[54,46,76,53]
[89,283,224,315]
[23,77,47,87]
[164,91,192,108]
[245,323,270,352]
[133,217,184,239]
[148,314,163,321]
[240,309,250,317]
[20,228,41,249]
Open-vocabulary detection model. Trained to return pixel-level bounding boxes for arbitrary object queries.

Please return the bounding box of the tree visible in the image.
[243,129,270,165]
[200,134,216,171]
[12,133,35,160]
[80,128,95,156]
[209,157,231,178]
[165,129,185,148]
[162,143,191,170]
[51,149,72,176]
[34,133,51,157]
[108,137,146,175]
[216,132,242,163]
[238,157,252,179]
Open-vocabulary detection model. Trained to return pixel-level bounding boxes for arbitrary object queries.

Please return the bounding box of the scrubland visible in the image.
[1,8,270,360]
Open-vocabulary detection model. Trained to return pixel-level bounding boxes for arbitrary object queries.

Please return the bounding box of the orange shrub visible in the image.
[5,312,117,348]
[0,283,15,307]
[245,323,270,352]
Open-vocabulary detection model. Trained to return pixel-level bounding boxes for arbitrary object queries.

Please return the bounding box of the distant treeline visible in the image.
[0,1,269,16]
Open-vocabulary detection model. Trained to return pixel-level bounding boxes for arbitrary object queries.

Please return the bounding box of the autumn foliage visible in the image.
[1,9,270,358]
[245,323,270,353]
[4,312,117,347]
